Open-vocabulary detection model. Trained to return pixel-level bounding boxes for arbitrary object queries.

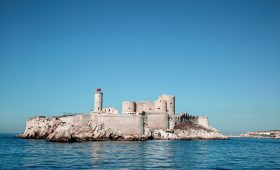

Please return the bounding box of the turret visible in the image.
[122,101,136,114]
[155,99,167,113]
[158,95,175,115]
[94,88,103,112]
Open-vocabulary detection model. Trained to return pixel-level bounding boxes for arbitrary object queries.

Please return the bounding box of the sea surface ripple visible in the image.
[0,134,279,169]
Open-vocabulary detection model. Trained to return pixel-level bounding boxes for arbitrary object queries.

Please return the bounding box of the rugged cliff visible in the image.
[17,116,227,142]
[17,116,144,142]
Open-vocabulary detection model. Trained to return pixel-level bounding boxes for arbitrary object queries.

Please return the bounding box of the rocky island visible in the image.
[240,130,280,139]
[18,88,227,142]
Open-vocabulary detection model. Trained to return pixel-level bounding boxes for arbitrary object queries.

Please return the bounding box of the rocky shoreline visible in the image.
[240,130,280,139]
[17,116,228,142]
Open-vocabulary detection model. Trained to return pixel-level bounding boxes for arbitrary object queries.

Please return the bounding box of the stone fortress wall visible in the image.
[92,114,144,135]
[21,88,230,142]
[55,88,210,136]
[130,95,174,115]
[91,89,174,133]
[175,113,209,127]
[144,112,169,130]
[122,95,174,130]
[192,116,209,127]
[102,107,118,114]
[135,101,155,113]
[121,100,169,130]
[59,114,92,124]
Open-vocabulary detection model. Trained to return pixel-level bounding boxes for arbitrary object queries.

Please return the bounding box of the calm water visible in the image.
[0,134,280,169]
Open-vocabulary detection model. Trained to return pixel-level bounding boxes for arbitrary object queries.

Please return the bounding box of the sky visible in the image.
[0,0,280,134]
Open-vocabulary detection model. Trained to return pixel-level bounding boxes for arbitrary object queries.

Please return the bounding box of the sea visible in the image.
[0,133,279,169]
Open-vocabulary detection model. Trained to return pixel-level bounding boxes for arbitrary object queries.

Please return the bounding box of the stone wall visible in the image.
[175,113,209,127]
[154,99,167,113]
[92,114,144,135]
[168,115,175,130]
[79,114,92,122]
[188,116,209,127]
[136,101,155,113]
[122,101,136,114]
[145,113,168,130]
[102,107,119,114]
[122,95,174,115]
[59,116,74,124]
[196,116,209,127]
[59,114,92,124]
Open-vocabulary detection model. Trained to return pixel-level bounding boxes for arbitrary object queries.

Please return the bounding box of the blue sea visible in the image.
[0,133,279,169]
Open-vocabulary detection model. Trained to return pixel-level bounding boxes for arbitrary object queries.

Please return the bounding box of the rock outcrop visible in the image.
[17,116,227,142]
[240,130,280,139]
[18,116,146,142]
[151,124,227,140]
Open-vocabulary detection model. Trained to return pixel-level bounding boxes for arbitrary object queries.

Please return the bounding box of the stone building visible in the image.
[89,88,208,136]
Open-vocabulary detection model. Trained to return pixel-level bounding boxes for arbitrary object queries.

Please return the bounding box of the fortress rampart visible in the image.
[34,88,210,136]
[92,114,144,135]
[20,88,227,142]
[89,88,210,135]
[176,113,209,127]
[90,89,175,134]
[59,114,92,124]
[144,112,169,130]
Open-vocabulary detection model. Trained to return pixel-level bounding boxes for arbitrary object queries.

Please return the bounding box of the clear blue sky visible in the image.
[1,0,280,134]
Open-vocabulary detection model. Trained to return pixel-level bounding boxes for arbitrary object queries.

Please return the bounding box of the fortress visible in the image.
[57,88,209,136]
[20,88,227,142]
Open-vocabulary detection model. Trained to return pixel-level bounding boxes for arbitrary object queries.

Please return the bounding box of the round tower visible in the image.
[155,99,167,113]
[158,95,175,115]
[122,101,136,114]
[94,88,103,112]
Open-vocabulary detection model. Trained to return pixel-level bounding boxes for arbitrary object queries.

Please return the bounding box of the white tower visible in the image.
[94,88,103,112]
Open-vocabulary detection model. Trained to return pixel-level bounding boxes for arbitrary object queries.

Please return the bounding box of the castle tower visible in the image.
[94,88,103,112]
[155,99,167,113]
[122,101,136,114]
[158,95,175,115]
